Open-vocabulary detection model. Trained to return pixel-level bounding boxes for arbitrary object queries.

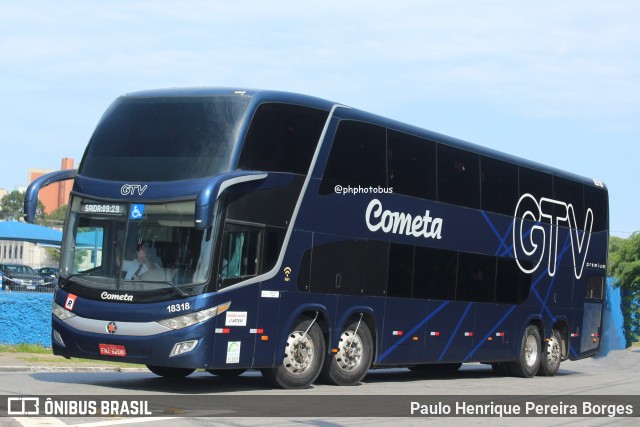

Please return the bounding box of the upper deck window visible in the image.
[79,95,250,181]
[238,103,329,174]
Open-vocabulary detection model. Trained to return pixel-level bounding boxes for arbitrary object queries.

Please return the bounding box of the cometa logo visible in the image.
[100,292,134,302]
[365,199,443,239]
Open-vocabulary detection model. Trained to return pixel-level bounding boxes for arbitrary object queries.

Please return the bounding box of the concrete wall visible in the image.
[0,291,52,347]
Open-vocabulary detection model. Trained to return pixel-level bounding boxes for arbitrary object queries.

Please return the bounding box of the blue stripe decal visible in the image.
[463,305,517,362]
[376,300,449,363]
[481,211,514,257]
[437,302,473,362]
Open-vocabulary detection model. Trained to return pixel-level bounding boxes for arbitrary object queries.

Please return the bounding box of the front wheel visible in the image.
[509,325,541,378]
[146,365,195,378]
[262,317,325,389]
[538,329,562,376]
[321,319,373,386]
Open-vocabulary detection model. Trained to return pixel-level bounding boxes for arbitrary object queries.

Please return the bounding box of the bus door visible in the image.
[423,300,475,363]
[211,224,264,369]
[579,274,604,354]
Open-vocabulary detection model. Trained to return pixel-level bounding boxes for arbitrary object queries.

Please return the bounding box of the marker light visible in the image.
[52,302,76,321]
[157,301,231,330]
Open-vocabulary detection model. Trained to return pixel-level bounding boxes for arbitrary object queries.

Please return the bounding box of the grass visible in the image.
[0,343,141,367]
[0,343,50,354]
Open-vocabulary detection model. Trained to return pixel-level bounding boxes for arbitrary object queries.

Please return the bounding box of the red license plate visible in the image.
[99,344,127,357]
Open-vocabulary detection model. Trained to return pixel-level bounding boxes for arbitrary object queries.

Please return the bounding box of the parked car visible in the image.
[37,266,59,287]
[0,264,48,292]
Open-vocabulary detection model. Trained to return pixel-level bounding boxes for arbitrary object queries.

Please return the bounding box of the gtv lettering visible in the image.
[365,199,443,239]
[513,194,593,279]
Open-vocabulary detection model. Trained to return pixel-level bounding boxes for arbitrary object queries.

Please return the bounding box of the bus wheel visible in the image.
[262,317,325,389]
[321,319,373,386]
[538,329,562,376]
[206,369,247,377]
[146,365,195,378]
[509,325,541,378]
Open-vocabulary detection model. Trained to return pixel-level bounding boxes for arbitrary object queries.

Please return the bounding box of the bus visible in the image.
[25,88,608,389]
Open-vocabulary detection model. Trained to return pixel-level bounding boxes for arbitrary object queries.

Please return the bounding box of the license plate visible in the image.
[27,286,36,290]
[99,344,127,357]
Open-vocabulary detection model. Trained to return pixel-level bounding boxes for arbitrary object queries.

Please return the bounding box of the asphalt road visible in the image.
[1,349,639,426]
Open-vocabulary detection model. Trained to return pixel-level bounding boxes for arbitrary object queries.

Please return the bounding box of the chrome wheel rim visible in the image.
[283,330,314,375]
[336,330,363,372]
[525,334,539,368]
[546,335,561,367]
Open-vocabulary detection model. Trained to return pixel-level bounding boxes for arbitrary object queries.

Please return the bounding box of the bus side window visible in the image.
[585,275,604,300]
[218,224,261,281]
[319,121,386,195]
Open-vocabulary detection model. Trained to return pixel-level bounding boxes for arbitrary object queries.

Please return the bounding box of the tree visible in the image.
[41,204,68,229]
[609,232,640,346]
[0,190,45,222]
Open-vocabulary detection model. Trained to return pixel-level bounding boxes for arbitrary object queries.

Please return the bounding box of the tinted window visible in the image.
[438,145,480,208]
[80,96,250,181]
[387,130,436,199]
[554,177,585,229]
[413,246,457,300]
[456,253,496,303]
[584,185,608,232]
[481,156,518,215]
[495,258,531,304]
[320,121,387,194]
[305,239,367,295]
[585,275,604,300]
[387,243,413,298]
[238,103,329,174]
[519,166,552,201]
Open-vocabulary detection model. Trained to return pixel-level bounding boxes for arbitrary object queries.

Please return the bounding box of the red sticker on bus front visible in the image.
[99,344,127,357]
[65,294,77,311]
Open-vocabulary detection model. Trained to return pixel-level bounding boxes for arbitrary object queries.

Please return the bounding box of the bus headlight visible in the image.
[52,302,76,321]
[156,301,231,330]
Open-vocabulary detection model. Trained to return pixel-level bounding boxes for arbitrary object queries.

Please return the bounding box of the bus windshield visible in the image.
[61,196,213,295]
[79,95,251,181]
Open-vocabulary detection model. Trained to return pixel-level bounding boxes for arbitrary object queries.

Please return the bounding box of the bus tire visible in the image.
[321,320,373,386]
[538,329,562,376]
[206,369,247,377]
[262,317,325,389]
[146,365,195,378]
[509,325,541,378]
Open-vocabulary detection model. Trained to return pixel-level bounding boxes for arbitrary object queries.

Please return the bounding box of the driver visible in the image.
[120,242,158,280]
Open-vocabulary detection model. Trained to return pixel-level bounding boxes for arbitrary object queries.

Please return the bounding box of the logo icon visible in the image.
[107,321,118,334]
[283,266,292,282]
[121,184,148,196]
[130,204,145,220]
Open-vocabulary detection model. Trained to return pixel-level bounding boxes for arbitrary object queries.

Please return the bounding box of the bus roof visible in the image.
[120,87,605,190]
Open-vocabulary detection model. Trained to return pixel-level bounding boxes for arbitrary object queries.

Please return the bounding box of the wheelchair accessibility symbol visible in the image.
[130,204,145,220]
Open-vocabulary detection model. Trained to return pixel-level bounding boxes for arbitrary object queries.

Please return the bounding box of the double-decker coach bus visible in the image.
[25,88,608,389]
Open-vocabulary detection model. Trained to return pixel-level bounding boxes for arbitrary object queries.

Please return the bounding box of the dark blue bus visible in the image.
[25,88,608,389]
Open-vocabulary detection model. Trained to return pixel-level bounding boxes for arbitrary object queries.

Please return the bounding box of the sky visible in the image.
[0,1,638,237]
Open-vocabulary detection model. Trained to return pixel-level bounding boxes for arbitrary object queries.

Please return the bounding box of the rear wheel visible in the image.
[321,319,373,385]
[538,329,562,376]
[146,365,195,378]
[509,325,541,378]
[262,317,325,389]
